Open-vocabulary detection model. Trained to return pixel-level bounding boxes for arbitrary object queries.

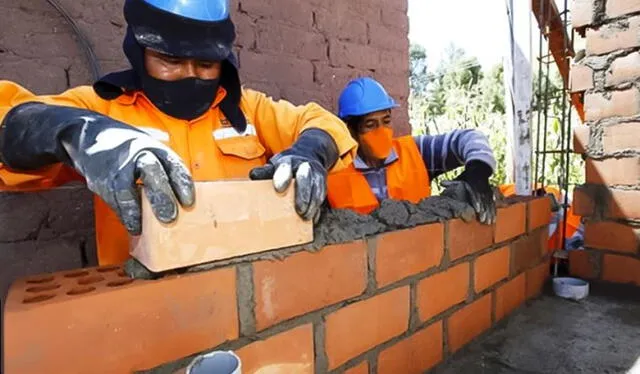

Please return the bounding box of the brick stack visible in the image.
[569,0,640,285]
[3,197,551,373]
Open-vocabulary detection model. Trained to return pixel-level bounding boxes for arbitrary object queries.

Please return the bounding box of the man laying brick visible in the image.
[0,0,356,266]
[327,77,497,225]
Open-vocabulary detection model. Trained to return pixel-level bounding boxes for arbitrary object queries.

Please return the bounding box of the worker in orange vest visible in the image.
[499,184,584,251]
[326,77,497,224]
[0,0,357,266]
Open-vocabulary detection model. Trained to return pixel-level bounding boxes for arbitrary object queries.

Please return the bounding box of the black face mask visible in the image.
[140,74,220,121]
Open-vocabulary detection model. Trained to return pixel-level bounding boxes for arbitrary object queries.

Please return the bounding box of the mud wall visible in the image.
[3,198,551,373]
[0,0,410,302]
[569,0,640,285]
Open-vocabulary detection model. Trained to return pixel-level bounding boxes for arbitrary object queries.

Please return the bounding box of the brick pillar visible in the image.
[569,0,640,286]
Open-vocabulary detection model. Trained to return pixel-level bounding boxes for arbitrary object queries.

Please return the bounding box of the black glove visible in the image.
[441,160,496,225]
[0,102,195,235]
[249,128,339,223]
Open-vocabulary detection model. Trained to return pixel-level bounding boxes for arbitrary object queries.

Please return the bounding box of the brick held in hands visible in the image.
[130,180,313,272]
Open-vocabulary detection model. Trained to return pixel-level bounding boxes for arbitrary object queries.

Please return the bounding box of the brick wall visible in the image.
[0,0,410,302]
[569,0,640,286]
[3,198,551,373]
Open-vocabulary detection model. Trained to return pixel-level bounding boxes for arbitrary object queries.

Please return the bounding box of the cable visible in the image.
[45,0,101,81]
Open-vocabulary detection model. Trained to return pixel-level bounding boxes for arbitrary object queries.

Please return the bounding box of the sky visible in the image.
[407,0,575,71]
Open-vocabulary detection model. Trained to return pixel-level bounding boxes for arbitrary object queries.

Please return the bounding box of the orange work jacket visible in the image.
[499,183,581,251]
[326,136,431,215]
[0,81,357,265]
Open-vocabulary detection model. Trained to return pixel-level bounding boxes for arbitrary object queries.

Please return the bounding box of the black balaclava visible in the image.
[93,0,247,131]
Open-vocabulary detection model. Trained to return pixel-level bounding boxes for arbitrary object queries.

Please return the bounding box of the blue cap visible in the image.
[337,77,399,119]
[143,0,230,22]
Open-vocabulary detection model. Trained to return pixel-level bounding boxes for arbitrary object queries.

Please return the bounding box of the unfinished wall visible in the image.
[0,0,410,301]
[569,0,640,285]
[3,198,551,374]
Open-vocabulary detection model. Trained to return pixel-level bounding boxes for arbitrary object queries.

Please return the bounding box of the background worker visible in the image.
[327,77,497,224]
[0,0,356,266]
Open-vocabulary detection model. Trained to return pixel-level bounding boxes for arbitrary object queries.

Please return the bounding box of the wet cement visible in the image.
[125,195,481,279]
[432,283,640,374]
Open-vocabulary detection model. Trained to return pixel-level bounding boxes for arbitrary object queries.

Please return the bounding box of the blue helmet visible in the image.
[337,77,399,119]
[124,0,235,61]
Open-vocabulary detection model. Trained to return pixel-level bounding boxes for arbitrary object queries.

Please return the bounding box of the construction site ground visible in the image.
[432,281,640,374]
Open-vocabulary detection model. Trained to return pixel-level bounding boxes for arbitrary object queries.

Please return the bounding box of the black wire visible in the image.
[45,0,101,81]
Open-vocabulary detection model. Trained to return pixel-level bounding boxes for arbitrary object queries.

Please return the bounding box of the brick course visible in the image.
[3,198,552,373]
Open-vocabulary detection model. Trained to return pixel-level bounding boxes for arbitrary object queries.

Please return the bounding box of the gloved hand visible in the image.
[441,160,496,225]
[249,128,339,223]
[0,102,195,235]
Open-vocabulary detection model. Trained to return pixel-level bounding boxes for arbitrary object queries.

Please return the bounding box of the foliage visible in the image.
[408,42,584,194]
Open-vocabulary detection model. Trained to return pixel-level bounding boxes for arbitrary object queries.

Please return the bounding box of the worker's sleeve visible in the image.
[414,129,496,180]
[0,81,100,190]
[241,88,357,172]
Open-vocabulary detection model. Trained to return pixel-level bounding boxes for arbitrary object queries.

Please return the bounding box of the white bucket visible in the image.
[185,351,241,374]
[553,277,589,301]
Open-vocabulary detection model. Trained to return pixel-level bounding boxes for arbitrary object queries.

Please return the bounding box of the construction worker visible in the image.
[0,0,356,266]
[327,77,497,224]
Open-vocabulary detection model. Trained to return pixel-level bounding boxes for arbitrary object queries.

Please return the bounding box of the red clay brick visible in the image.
[369,23,409,52]
[236,324,314,374]
[584,221,640,254]
[376,224,444,287]
[607,0,640,18]
[573,124,590,154]
[325,287,410,370]
[239,50,314,87]
[4,266,238,374]
[474,247,510,293]
[255,20,327,61]
[526,261,550,299]
[448,219,494,261]
[495,274,526,321]
[417,263,470,321]
[238,0,313,29]
[569,250,602,279]
[602,254,640,285]
[570,63,594,92]
[586,16,640,55]
[378,321,443,374]
[606,52,640,87]
[585,88,640,121]
[314,7,368,44]
[328,39,380,70]
[447,294,492,353]
[495,203,526,243]
[607,189,640,219]
[380,5,409,33]
[528,197,552,231]
[344,361,369,374]
[603,122,640,153]
[253,241,367,330]
[572,0,595,28]
[573,187,595,217]
[511,230,546,275]
[586,157,640,186]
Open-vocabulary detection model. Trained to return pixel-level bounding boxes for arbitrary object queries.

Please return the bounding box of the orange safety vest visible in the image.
[0,81,357,265]
[327,136,431,214]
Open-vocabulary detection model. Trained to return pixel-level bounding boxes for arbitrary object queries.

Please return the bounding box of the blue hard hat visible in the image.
[143,0,229,22]
[338,77,399,119]
[124,0,235,61]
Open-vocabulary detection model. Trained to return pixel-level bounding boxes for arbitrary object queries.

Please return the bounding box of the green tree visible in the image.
[408,42,584,192]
